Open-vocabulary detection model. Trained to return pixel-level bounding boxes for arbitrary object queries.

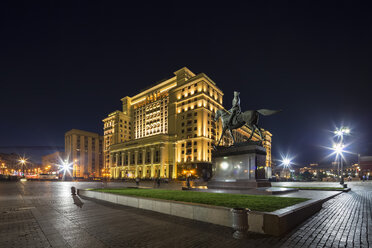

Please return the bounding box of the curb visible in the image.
[78,189,342,236]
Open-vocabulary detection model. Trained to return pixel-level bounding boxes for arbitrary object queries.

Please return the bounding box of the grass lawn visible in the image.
[273,186,344,191]
[92,188,309,212]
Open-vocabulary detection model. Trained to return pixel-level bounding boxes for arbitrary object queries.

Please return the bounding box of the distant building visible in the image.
[65,129,104,178]
[0,153,21,172]
[103,67,273,179]
[359,155,372,176]
[41,151,64,172]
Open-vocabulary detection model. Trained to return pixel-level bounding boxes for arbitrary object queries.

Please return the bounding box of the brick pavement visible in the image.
[0,181,371,248]
[278,186,371,248]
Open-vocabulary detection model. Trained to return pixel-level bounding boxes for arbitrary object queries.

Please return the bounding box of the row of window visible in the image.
[113,150,161,165]
[179,82,222,104]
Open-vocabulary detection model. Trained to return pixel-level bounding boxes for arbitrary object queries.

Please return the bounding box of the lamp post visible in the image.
[333,143,345,185]
[334,127,350,186]
[19,158,27,178]
[283,158,291,180]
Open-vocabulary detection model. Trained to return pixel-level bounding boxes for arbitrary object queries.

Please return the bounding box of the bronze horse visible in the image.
[214,109,281,146]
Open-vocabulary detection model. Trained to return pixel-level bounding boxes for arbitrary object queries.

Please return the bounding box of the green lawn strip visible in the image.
[272,186,344,191]
[93,188,308,212]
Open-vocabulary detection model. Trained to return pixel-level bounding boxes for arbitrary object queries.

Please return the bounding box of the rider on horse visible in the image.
[227,91,241,127]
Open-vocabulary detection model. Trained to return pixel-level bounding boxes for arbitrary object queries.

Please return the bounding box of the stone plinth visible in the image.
[208,142,271,189]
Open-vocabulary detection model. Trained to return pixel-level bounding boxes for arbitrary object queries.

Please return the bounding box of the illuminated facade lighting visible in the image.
[103,67,273,179]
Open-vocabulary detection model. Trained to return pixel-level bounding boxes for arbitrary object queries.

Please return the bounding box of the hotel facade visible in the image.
[103,67,272,179]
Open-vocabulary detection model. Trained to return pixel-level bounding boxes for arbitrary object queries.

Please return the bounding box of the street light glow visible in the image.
[283,158,291,167]
[57,157,73,180]
[19,157,27,165]
[220,162,229,170]
[333,143,344,155]
[334,127,350,138]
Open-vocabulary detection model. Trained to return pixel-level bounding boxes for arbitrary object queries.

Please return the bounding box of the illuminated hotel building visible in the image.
[65,129,104,178]
[103,67,272,179]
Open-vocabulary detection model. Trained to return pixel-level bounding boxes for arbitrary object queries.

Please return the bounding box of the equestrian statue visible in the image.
[214,91,281,147]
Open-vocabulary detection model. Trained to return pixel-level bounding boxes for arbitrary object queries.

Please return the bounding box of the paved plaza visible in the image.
[0,181,371,248]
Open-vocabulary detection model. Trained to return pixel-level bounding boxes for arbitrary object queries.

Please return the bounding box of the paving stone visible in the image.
[0,181,371,248]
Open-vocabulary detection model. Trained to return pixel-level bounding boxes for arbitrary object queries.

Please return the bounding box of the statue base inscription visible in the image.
[208,142,271,189]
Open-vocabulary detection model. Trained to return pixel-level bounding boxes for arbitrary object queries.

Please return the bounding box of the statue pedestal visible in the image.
[208,143,271,189]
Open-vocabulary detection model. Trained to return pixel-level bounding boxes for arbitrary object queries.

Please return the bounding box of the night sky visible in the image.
[1,2,371,165]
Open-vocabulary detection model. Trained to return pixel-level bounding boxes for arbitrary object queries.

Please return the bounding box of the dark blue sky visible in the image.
[1,1,371,164]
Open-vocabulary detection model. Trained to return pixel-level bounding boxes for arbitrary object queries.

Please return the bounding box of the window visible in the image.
[182,143,184,147]
[194,120,197,123]
[194,149,197,152]
[194,141,197,145]
[194,113,197,116]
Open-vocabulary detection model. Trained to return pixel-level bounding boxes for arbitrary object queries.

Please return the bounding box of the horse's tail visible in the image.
[257,109,282,116]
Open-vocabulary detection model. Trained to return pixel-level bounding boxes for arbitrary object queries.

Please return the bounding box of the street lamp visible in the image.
[333,127,350,186]
[332,142,345,185]
[279,156,293,180]
[58,159,73,181]
[334,127,350,138]
[19,157,27,178]
[283,158,291,167]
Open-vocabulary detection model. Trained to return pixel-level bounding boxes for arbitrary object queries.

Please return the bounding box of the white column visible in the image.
[121,152,125,167]
[150,148,155,177]
[115,153,119,167]
[160,146,165,177]
[128,151,131,166]
[173,144,177,179]
[142,149,146,177]
[116,167,120,179]
[142,149,146,165]
[127,151,131,177]
[135,151,138,177]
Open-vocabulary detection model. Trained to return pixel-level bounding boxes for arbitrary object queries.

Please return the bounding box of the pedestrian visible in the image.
[157,177,160,188]
[362,175,365,182]
[186,176,191,188]
[135,177,140,187]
